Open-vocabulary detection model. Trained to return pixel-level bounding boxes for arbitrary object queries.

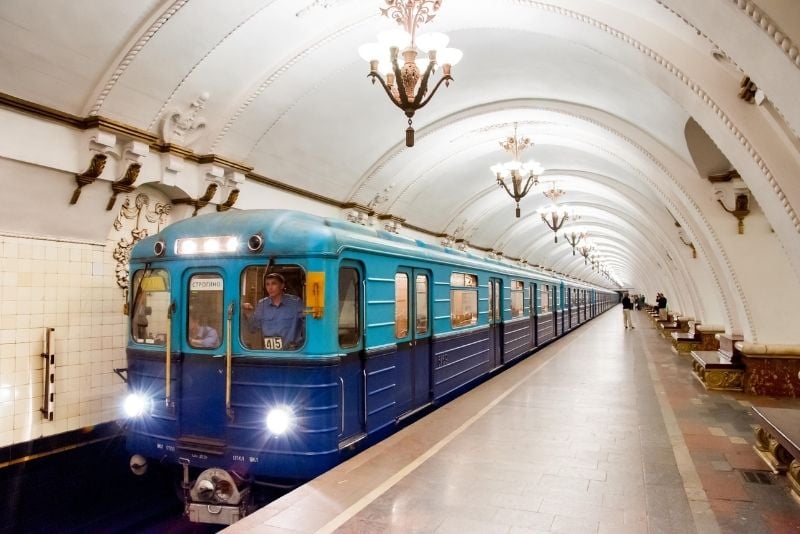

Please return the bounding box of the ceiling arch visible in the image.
[1,0,799,342]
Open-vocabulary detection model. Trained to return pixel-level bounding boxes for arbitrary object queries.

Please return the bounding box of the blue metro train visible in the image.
[123,209,616,523]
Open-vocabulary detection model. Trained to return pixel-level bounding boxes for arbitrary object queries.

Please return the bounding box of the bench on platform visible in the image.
[658,314,689,338]
[671,320,699,350]
[737,343,800,397]
[690,333,744,391]
[752,406,800,498]
[673,323,724,355]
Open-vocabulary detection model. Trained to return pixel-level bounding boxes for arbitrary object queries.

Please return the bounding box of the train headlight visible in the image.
[176,236,238,255]
[266,407,294,435]
[123,393,149,417]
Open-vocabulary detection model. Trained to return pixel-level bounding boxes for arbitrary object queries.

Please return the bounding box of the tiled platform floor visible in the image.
[226,308,800,533]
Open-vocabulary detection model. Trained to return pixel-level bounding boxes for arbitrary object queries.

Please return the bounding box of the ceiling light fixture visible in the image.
[358,0,462,147]
[491,123,544,218]
[538,183,571,243]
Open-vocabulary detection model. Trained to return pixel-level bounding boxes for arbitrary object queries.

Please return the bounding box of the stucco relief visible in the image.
[111,191,172,300]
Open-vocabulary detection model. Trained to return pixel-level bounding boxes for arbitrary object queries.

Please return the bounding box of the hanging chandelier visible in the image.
[564,227,586,255]
[577,241,594,265]
[358,0,463,147]
[490,123,544,218]
[538,183,571,243]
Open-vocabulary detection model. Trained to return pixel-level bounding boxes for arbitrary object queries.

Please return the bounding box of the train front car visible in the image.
[123,211,343,524]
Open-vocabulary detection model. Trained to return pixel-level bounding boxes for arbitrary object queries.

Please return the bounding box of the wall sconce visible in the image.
[716,191,750,234]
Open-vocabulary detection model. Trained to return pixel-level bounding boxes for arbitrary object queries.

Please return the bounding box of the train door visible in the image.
[412,270,432,408]
[531,283,538,347]
[338,264,366,446]
[178,270,227,447]
[395,268,433,418]
[487,277,503,369]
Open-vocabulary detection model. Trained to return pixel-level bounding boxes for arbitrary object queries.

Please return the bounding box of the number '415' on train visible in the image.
[122,209,616,524]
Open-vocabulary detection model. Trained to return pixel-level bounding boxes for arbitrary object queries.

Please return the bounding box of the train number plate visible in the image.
[263,337,283,350]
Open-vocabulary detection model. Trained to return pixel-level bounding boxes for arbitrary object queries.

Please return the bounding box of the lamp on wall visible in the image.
[358,0,462,147]
[538,183,571,243]
[490,123,544,218]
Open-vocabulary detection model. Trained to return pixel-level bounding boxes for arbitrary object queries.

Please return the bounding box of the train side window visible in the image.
[395,273,409,338]
[187,274,223,350]
[338,267,360,348]
[511,280,524,318]
[540,284,550,313]
[130,269,170,345]
[240,265,306,351]
[415,275,428,335]
[450,272,478,328]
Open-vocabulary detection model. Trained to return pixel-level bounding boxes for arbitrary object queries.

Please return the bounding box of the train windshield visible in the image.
[187,274,223,350]
[130,269,170,345]
[240,265,306,351]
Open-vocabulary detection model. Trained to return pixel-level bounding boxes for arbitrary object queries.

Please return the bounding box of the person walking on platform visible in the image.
[622,293,634,329]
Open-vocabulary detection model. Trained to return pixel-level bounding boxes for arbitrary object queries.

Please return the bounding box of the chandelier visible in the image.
[564,227,586,255]
[358,0,463,147]
[577,241,594,265]
[490,123,544,218]
[538,183,571,243]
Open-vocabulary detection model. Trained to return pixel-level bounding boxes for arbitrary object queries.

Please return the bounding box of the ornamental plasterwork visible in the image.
[112,193,172,300]
[161,92,210,147]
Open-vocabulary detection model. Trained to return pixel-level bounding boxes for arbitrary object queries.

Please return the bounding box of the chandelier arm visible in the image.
[520,175,536,198]
[497,178,515,199]
[368,73,404,109]
[411,60,437,107]
[414,74,453,109]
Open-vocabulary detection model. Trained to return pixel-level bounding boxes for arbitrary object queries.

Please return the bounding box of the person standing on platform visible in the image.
[657,292,668,320]
[622,293,635,329]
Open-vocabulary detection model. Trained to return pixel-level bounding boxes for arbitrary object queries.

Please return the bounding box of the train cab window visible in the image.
[395,273,409,338]
[511,280,524,318]
[187,274,223,349]
[338,268,360,348]
[240,265,306,351]
[450,272,478,328]
[130,269,170,345]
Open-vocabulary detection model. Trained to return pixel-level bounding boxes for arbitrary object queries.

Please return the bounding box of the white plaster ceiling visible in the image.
[2,0,800,308]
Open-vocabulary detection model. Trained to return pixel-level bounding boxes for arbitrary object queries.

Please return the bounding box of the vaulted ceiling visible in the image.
[2,0,800,342]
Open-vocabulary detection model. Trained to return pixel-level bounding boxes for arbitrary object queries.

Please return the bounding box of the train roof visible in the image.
[131,209,613,292]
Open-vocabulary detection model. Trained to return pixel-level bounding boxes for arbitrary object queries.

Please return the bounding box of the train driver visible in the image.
[242,272,305,350]
[188,316,219,348]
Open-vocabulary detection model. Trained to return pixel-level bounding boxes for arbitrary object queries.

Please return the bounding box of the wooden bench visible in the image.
[737,343,800,397]
[752,406,800,498]
[690,334,744,391]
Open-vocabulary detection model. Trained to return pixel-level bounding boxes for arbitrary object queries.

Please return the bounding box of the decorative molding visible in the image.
[112,193,172,300]
[106,163,141,211]
[89,0,190,116]
[707,169,740,183]
[173,183,219,217]
[160,92,209,147]
[728,0,800,69]
[107,141,150,210]
[738,76,758,103]
[70,154,107,204]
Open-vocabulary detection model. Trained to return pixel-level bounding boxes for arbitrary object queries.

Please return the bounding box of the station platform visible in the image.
[226,307,800,534]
